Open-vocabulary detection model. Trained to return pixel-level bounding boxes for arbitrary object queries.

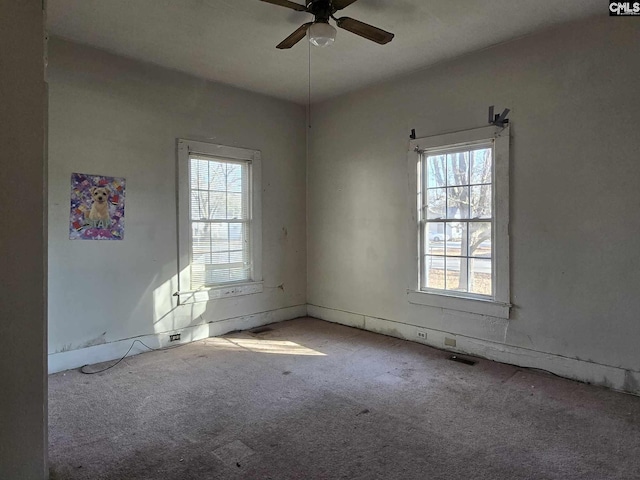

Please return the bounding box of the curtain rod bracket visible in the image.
[488,105,510,128]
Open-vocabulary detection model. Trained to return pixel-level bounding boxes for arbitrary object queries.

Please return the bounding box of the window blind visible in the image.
[189,155,251,288]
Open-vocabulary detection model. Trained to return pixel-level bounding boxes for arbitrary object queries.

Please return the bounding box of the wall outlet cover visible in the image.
[444,337,457,347]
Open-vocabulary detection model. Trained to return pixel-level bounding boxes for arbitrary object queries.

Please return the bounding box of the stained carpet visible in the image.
[49,317,640,479]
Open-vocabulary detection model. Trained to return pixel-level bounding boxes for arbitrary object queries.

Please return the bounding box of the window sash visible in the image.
[188,155,252,289]
[418,142,495,299]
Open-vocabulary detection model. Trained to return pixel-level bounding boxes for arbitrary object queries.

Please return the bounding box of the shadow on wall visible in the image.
[151,269,210,338]
[50,263,200,354]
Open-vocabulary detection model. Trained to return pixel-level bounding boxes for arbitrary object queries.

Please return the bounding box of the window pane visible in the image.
[469,222,491,258]
[191,159,209,190]
[447,151,469,186]
[191,222,210,262]
[229,222,247,252]
[228,266,250,283]
[211,223,229,253]
[425,222,446,254]
[191,221,213,289]
[445,257,468,292]
[445,223,466,257]
[191,191,209,220]
[427,155,446,188]
[205,264,251,285]
[470,185,492,219]
[226,163,243,193]
[229,250,244,263]
[426,188,446,219]
[209,161,226,191]
[449,222,465,244]
[206,268,229,284]
[424,255,445,290]
[447,187,470,219]
[207,191,226,219]
[210,250,229,264]
[227,192,244,219]
[242,170,249,217]
[470,258,492,296]
[417,160,423,215]
[470,148,492,185]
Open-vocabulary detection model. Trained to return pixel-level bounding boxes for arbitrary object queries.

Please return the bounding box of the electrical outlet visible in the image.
[416,329,427,340]
[169,333,181,342]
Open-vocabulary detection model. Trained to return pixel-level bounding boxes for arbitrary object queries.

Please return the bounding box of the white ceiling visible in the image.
[48,0,602,104]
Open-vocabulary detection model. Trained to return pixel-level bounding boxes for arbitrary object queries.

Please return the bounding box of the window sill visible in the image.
[407,289,511,319]
[176,281,263,305]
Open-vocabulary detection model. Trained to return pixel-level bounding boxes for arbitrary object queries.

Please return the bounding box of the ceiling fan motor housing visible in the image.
[306,0,334,22]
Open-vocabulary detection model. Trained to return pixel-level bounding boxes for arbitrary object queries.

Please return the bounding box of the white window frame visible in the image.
[177,139,263,304]
[407,126,511,319]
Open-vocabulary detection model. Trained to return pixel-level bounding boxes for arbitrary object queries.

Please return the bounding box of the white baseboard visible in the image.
[48,304,307,374]
[50,302,639,397]
[307,304,640,396]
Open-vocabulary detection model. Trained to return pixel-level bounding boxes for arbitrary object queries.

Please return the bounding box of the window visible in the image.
[407,126,510,318]
[177,140,262,303]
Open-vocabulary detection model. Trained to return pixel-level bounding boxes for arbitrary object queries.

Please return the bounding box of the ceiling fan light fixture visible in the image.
[264,0,393,49]
[308,21,336,47]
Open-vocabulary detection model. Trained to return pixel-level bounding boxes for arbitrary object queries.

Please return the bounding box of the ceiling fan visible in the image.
[260,0,394,49]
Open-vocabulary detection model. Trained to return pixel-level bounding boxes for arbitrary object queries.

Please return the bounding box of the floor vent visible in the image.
[449,355,477,366]
[249,326,274,335]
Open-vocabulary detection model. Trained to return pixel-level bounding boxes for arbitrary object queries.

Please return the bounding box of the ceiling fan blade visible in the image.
[260,0,308,12]
[332,0,360,10]
[336,17,394,44]
[277,22,313,49]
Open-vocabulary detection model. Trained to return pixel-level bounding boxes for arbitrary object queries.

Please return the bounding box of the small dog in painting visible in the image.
[88,186,110,221]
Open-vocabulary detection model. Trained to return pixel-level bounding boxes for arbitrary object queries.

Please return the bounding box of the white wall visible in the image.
[308,16,640,394]
[0,0,48,477]
[48,38,307,371]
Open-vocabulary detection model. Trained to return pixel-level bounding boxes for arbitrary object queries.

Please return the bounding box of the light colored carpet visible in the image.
[49,317,640,479]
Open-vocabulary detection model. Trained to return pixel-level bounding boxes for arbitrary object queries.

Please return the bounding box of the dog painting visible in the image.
[70,173,126,240]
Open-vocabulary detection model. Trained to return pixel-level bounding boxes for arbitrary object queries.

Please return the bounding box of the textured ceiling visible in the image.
[48,0,602,104]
